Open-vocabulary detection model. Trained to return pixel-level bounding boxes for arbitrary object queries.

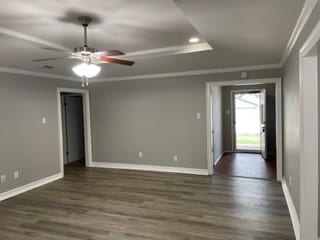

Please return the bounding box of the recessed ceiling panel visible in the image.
[0,0,305,80]
[0,0,203,52]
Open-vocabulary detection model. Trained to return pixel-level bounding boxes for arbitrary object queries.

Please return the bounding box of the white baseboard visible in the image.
[91,162,209,175]
[0,173,63,201]
[214,152,225,166]
[282,178,300,240]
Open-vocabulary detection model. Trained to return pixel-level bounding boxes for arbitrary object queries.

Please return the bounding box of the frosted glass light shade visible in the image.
[72,63,101,78]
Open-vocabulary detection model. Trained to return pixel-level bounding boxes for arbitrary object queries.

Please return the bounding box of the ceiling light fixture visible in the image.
[189,37,200,43]
[33,16,134,88]
[72,62,101,87]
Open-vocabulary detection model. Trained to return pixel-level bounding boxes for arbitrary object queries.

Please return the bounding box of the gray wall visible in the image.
[221,84,276,159]
[89,69,281,170]
[282,1,320,219]
[212,86,223,165]
[0,73,80,193]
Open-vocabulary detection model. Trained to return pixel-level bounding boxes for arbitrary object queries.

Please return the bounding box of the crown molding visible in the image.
[123,42,213,60]
[281,0,318,65]
[0,27,70,52]
[0,64,281,83]
[0,26,212,60]
[0,67,78,81]
[94,64,282,82]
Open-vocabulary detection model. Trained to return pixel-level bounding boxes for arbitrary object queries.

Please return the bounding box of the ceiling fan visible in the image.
[33,16,135,87]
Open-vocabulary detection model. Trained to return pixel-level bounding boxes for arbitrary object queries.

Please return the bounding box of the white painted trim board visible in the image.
[214,152,225,166]
[91,162,209,175]
[0,173,62,202]
[298,18,320,240]
[95,64,282,82]
[281,0,318,65]
[282,178,300,240]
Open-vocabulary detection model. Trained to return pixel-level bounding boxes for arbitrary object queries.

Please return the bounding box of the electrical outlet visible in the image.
[1,175,6,183]
[173,155,178,162]
[289,176,292,185]
[14,171,19,179]
[138,152,143,159]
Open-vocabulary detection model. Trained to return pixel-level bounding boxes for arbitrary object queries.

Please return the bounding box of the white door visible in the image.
[260,89,267,159]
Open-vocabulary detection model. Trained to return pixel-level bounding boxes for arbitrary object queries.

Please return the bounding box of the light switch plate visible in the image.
[42,117,47,124]
[196,113,201,119]
[1,175,6,183]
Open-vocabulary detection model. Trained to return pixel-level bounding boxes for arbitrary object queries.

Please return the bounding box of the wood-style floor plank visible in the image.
[214,153,277,180]
[0,166,294,239]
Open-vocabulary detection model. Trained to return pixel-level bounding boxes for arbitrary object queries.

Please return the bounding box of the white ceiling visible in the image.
[0,0,304,81]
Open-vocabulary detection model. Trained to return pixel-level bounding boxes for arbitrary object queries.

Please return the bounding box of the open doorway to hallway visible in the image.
[60,93,86,168]
[208,82,278,180]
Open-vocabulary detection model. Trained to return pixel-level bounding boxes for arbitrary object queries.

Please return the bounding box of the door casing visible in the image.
[206,78,282,181]
[230,89,265,154]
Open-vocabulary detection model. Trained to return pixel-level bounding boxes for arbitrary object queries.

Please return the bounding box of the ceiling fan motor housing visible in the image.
[74,46,98,54]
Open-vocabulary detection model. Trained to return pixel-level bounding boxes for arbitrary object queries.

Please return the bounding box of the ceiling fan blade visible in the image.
[32,56,70,62]
[93,50,125,56]
[99,55,135,66]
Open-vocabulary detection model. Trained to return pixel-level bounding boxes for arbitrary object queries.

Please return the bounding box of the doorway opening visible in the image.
[61,93,85,168]
[206,79,281,181]
[57,88,93,176]
[233,90,265,155]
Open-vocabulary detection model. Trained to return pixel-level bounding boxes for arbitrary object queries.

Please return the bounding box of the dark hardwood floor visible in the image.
[0,166,293,239]
[214,153,277,180]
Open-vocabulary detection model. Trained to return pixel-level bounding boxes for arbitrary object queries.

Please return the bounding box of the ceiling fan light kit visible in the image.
[33,15,135,87]
[72,63,101,78]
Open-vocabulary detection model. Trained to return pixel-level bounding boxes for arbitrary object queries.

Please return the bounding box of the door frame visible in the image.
[57,88,93,176]
[231,88,265,153]
[206,78,282,181]
[299,18,320,240]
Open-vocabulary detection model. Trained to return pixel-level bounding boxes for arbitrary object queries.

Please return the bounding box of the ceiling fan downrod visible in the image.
[78,16,92,47]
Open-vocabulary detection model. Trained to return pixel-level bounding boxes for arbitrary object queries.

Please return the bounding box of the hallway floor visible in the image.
[214,153,277,180]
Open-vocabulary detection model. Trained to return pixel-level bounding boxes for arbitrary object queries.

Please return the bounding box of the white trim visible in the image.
[298,19,320,240]
[57,88,93,174]
[281,0,318,65]
[0,64,281,84]
[214,152,225,166]
[282,178,301,240]
[230,88,265,153]
[300,16,320,56]
[123,43,212,60]
[91,162,209,175]
[0,27,70,52]
[206,84,214,175]
[0,173,62,201]
[95,64,282,83]
[206,78,283,181]
[0,67,78,81]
